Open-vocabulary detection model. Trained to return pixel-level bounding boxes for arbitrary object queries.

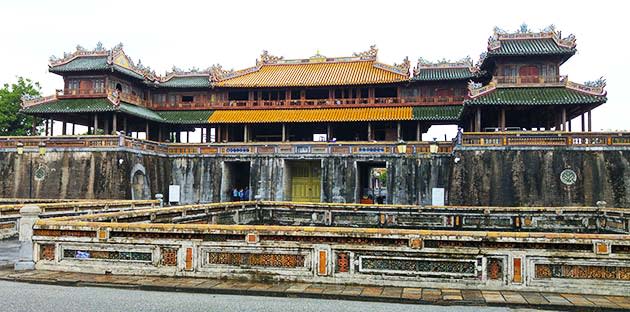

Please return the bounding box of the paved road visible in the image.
[0,238,19,267]
[0,280,523,312]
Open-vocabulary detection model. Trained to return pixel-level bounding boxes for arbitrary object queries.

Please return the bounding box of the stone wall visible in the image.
[1,146,630,207]
[0,150,169,200]
[450,148,630,207]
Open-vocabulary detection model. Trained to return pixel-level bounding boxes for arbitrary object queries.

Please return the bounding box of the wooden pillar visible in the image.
[282,123,287,142]
[62,122,67,135]
[561,108,567,131]
[587,109,592,132]
[123,116,128,136]
[104,114,110,135]
[474,108,481,132]
[216,126,221,143]
[175,131,181,143]
[112,113,117,134]
[45,119,49,136]
[468,118,473,133]
[244,124,249,142]
[71,123,75,135]
[158,126,162,142]
[145,122,150,140]
[367,122,372,141]
[396,121,402,141]
[206,126,211,143]
[568,118,572,132]
[31,118,37,135]
[185,131,189,143]
[225,125,230,143]
[499,108,506,131]
[368,88,375,104]
[416,121,421,141]
[50,119,54,136]
[327,124,332,141]
[581,113,586,132]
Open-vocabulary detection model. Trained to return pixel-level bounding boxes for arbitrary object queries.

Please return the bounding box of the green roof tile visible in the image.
[465,87,606,106]
[489,38,575,56]
[20,98,115,114]
[49,57,109,72]
[412,105,463,121]
[112,65,145,80]
[156,76,210,88]
[412,68,475,81]
[156,110,214,124]
[118,102,163,122]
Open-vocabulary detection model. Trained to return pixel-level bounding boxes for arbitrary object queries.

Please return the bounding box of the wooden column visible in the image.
[217,126,221,143]
[206,126,211,143]
[49,119,54,136]
[45,119,49,136]
[561,108,567,131]
[282,123,287,142]
[104,114,110,135]
[243,125,249,143]
[568,118,572,132]
[145,122,150,140]
[158,126,162,142]
[474,108,481,132]
[31,118,37,135]
[327,124,332,140]
[112,113,117,134]
[185,131,189,143]
[581,113,586,132]
[396,121,402,141]
[368,88,375,104]
[499,108,506,131]
[225,125,230,143]
[367,122,372,141]
[587,109,592,132]
[416,121,421,141]
[62,122,67,135]
[123,116,128,136]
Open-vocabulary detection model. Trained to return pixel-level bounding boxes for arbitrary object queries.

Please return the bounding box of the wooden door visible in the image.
[519,66,539,83]
[291,161,321,202]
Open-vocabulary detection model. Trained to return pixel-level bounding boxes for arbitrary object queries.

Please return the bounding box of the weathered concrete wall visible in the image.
[450,148,630,207]
[0,150,169,200]
[2,147,630,207]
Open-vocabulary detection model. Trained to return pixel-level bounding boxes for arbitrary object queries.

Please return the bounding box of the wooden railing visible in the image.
[0,135,453,155]
[493,75,567,86]
[461,132,630,147]
[0,199,159,216]
[59,89,107,98]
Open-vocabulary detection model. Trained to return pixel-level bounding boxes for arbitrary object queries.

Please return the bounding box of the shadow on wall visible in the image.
[131,164,151,200]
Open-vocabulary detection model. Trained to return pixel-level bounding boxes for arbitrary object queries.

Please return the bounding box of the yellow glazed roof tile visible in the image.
[214,60,408,87]
[207,107,413,123]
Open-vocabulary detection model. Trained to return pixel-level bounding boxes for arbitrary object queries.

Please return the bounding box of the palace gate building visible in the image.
[14,25,614,206]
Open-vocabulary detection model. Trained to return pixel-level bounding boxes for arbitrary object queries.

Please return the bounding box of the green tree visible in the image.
[0,77,42,135]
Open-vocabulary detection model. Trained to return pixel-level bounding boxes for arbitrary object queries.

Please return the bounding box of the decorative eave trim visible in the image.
[412,56,479,78]
[487,24,577,52]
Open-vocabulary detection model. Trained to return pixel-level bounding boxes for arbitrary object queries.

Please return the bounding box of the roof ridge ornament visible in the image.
[487,24,577,51]
[353,45,378,60]
[414,56,477,76]
[257,50,284,66]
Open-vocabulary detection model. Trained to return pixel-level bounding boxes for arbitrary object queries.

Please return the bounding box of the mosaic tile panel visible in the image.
[207,252,304,268]
[62,249,152,262]
[336,252,350,273]
[361,257,475,275]
[40,244,55,261]
[486,258,503,280]
[535,264,630,281]
[161,248,178,266]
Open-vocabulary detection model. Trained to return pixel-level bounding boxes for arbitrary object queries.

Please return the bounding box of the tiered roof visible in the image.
[213,47,410,87]
[411,57,479,81]
[479,24,577,68]
[466,87,606,106]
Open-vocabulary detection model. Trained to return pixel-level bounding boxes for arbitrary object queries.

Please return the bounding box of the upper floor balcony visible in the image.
[148,95,467,110]
[493,75,567,87]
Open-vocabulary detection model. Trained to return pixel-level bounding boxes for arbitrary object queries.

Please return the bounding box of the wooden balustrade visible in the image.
[493,75,566,86]
[462,132,630,147]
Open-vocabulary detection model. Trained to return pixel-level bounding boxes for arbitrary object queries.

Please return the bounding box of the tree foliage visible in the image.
[0,77,42,135]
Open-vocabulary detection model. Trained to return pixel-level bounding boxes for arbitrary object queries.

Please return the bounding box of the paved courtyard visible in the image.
[0,267,628,311]
[0,280,513,312]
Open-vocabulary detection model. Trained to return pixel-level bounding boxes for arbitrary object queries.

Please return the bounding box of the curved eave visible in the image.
[465,87,607,106]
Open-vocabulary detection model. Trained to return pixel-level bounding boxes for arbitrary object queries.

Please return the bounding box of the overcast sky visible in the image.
[0,0,626,139]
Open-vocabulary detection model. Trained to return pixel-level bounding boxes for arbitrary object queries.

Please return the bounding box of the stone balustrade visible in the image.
[29,201,630,295]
